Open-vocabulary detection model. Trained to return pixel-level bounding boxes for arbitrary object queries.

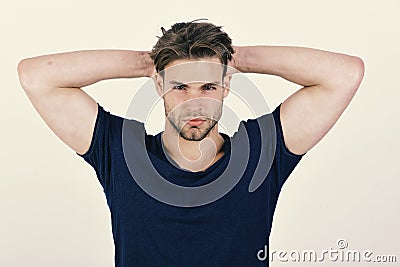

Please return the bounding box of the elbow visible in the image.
[328,56,365,97]
[348,56,365,91]
[17,58,33,91]
[17,58,44,92]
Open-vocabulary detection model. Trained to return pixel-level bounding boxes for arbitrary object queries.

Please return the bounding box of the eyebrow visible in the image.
[169,80,221,85]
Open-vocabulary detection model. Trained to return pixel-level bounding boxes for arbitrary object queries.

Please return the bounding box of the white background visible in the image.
[1,0,399,266]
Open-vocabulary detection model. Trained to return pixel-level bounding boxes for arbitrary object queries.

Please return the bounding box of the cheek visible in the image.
[203,96,223,109]
[163,97,183,115]
[164,92,190,107]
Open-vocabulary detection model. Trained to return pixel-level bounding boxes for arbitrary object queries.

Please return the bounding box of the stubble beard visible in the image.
[165,106,222,141]
[167,115,218,141]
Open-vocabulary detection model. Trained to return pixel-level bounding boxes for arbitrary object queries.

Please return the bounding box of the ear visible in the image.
[153,73,164,97]
[222,72,232,98]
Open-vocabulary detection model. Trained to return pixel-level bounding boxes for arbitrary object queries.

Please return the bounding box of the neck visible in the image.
[161,120,225,172]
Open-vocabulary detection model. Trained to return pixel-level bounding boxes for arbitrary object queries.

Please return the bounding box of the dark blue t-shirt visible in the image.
[77,103,305,266]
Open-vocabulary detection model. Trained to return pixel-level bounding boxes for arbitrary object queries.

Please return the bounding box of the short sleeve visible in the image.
[272,103,306,189]
[76,103,117,192]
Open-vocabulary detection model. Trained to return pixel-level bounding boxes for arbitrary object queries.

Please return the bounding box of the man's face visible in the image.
[155,57,230,141]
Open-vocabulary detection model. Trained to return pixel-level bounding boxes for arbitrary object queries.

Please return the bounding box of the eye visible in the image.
[203,84,217,90]
[173,84,186,90]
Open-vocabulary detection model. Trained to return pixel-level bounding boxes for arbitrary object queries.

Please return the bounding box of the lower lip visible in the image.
[186,119,205,126]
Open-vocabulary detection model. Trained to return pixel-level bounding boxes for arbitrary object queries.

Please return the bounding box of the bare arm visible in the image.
[233,46,364,155]
[17,50,155,155]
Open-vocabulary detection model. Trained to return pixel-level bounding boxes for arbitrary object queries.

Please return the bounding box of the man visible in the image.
[17,21,364,266]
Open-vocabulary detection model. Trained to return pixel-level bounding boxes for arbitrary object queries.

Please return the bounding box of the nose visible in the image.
[184,97,204,113]
[182,85,207,110]
[185,85,203,100]
[181,89,205,113]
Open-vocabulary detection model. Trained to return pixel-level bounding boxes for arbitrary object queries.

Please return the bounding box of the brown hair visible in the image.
[150,20,234,75]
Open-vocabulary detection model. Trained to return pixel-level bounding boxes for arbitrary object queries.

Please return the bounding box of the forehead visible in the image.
[162,58,224,84]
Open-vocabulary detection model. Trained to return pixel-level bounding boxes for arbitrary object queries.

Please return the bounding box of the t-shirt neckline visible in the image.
[154,132,232,176]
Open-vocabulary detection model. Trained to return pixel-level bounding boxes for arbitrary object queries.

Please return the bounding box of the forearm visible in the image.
[234,46,363,88]
[18,50,154,90]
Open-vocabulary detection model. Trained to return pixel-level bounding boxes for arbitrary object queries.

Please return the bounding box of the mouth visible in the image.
[185,118,206,127]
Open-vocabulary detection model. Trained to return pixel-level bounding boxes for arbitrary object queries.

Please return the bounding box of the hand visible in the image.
[147,65,156,78]
[227,45,241,74]
[143,52,156,78]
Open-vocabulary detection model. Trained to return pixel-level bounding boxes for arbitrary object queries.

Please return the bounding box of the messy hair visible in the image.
[150,19,234,76]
